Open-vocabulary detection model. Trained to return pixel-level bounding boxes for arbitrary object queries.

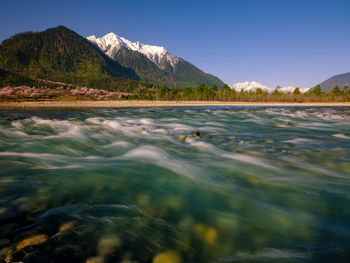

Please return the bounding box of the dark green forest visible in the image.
[0,26,139,90]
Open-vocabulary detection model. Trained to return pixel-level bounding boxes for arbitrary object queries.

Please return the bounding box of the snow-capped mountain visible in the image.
[231,81,272,93]
[87,33,179,69]
[278,86,310,93]
[86,33,224,88]
[231,82,310,93]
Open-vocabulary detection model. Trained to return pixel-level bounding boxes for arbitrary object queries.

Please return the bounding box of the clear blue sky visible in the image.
[1,0,350,88]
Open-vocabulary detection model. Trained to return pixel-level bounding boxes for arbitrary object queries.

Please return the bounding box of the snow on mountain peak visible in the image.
[278,86,310,93]
[231,81,310,94]
[231,81,272,92]
[87,33,178,68]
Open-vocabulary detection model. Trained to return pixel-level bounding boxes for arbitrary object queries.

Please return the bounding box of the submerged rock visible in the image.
[16,234,48,250]
[193,130,200,137]
[153,250,181,263]
[0,207,7,216]
[0,247,12,263]
[193,224,218,245]
[97,236,120,255]
[86,256,105,263]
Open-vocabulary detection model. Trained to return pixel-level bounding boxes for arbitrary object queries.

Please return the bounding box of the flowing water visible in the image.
[0,106,349,263]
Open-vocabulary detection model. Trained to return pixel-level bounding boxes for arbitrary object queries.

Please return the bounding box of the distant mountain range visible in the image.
[87,33,224,87]
[317,72,350,92]
[0,26,224,89]
[231,81,310,93]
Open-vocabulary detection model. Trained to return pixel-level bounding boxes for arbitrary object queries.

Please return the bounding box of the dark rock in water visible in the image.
[0,238,10,247]
[273,121,296,126]
[3,116,26,121]
[193,130,200,137]
[0,247,12,263]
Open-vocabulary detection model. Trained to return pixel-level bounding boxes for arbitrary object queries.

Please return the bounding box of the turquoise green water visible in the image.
[0,106,349,263]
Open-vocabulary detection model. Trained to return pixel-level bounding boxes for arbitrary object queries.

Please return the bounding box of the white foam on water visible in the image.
[103,141,131,148]
[332,133,350,139]
[0,151,63,159]
[205,121,226,127]
[140,118,154,125]
[46,124,83,139]
[12,130,29,137]
[119,145,211,183]
[121,145,165,160]
[86,117,103,124]
[102,119,123,130]
[165,123,194,131]
[297,122,332,130]
[199,126,227,133]
[314,111,350,121]
[284,138,315,144]
[186,137,278,171]
[20,117,86,140]
[152,128,168,134]
[185,137,218,151]
[87,117,139,137]
[11,121,24,129]
[32,164,83,170]
[222,152,277,170]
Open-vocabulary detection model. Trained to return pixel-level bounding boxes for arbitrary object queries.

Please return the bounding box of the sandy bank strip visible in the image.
[1,101,350,109]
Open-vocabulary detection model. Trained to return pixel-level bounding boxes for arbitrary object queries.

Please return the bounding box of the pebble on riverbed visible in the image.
[0,207,7,216]
[86,256,105,263]
[153,250,181,263]
[97,235,120,255]
[177,135,187,141]
[193,224,218,245]
[16,234,48,250]
[0,247,12,263]
[59,221,76,233]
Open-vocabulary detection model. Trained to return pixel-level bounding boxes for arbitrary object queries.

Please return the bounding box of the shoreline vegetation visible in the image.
[1,100,350,109]
[1,73,350,108]
[0,83,350,104]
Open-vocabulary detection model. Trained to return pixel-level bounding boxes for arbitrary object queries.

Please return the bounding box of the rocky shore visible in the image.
[1,100,350,109]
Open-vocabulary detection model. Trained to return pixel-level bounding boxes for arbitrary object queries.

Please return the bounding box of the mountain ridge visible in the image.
[318,72,350,92]
[87,32,224,88]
